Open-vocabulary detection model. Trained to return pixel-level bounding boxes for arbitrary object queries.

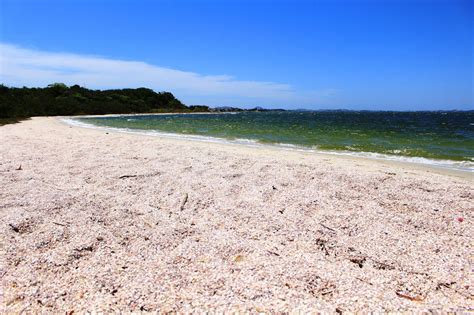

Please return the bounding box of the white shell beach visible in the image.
[1,117,472,312]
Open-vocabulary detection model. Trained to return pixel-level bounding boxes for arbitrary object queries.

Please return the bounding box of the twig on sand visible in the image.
[395,291,425,302]
[53,221,68,227]
[16,165,22,171]
[179,193,188,211]
[119,172,161,179]
[119,175,138,179]
[436,281,470,298]
[319,223,336,233]
[355,277,373,285]
[268,250,280,257]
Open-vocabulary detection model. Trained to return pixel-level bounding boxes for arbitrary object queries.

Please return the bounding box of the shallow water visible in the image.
[75,111,474,170]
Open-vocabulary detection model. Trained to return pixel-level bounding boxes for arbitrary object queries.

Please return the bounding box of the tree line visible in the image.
[0,83,210,119]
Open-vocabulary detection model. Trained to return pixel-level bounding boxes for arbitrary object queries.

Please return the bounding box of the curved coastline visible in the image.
[62,116,474,173]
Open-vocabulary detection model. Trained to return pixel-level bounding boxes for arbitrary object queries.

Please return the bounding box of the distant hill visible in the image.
[0,83,208,119]
[209,106,245,112]
[0,83,288,120]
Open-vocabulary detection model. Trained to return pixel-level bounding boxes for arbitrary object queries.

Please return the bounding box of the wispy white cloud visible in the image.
[0,43,337,107]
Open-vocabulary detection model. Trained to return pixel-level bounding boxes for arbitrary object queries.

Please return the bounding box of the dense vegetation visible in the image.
[0,83,208,119]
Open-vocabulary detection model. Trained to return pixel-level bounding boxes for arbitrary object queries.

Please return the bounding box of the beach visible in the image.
[1,117,472,312]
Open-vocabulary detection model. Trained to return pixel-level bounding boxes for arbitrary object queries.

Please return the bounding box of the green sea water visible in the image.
[75,111,474,169]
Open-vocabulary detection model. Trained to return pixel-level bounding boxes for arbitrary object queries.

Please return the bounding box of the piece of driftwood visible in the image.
[179,193,188,211]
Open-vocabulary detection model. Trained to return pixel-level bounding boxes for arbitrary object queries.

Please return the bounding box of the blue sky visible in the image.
[0,0,472,110]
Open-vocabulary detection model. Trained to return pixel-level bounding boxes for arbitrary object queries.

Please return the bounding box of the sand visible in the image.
[0,117,472,313]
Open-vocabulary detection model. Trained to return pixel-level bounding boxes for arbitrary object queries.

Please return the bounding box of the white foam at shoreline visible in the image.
[62,118,474,172]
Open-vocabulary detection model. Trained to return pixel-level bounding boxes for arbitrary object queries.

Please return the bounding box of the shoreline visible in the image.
[62,116,473,178]
[1,117,472,312]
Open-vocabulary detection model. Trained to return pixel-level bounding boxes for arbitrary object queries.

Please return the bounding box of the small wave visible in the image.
[234,138,259,144]
[62,118,96,128]
[324,150,473,172]
[62,118,473,172]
